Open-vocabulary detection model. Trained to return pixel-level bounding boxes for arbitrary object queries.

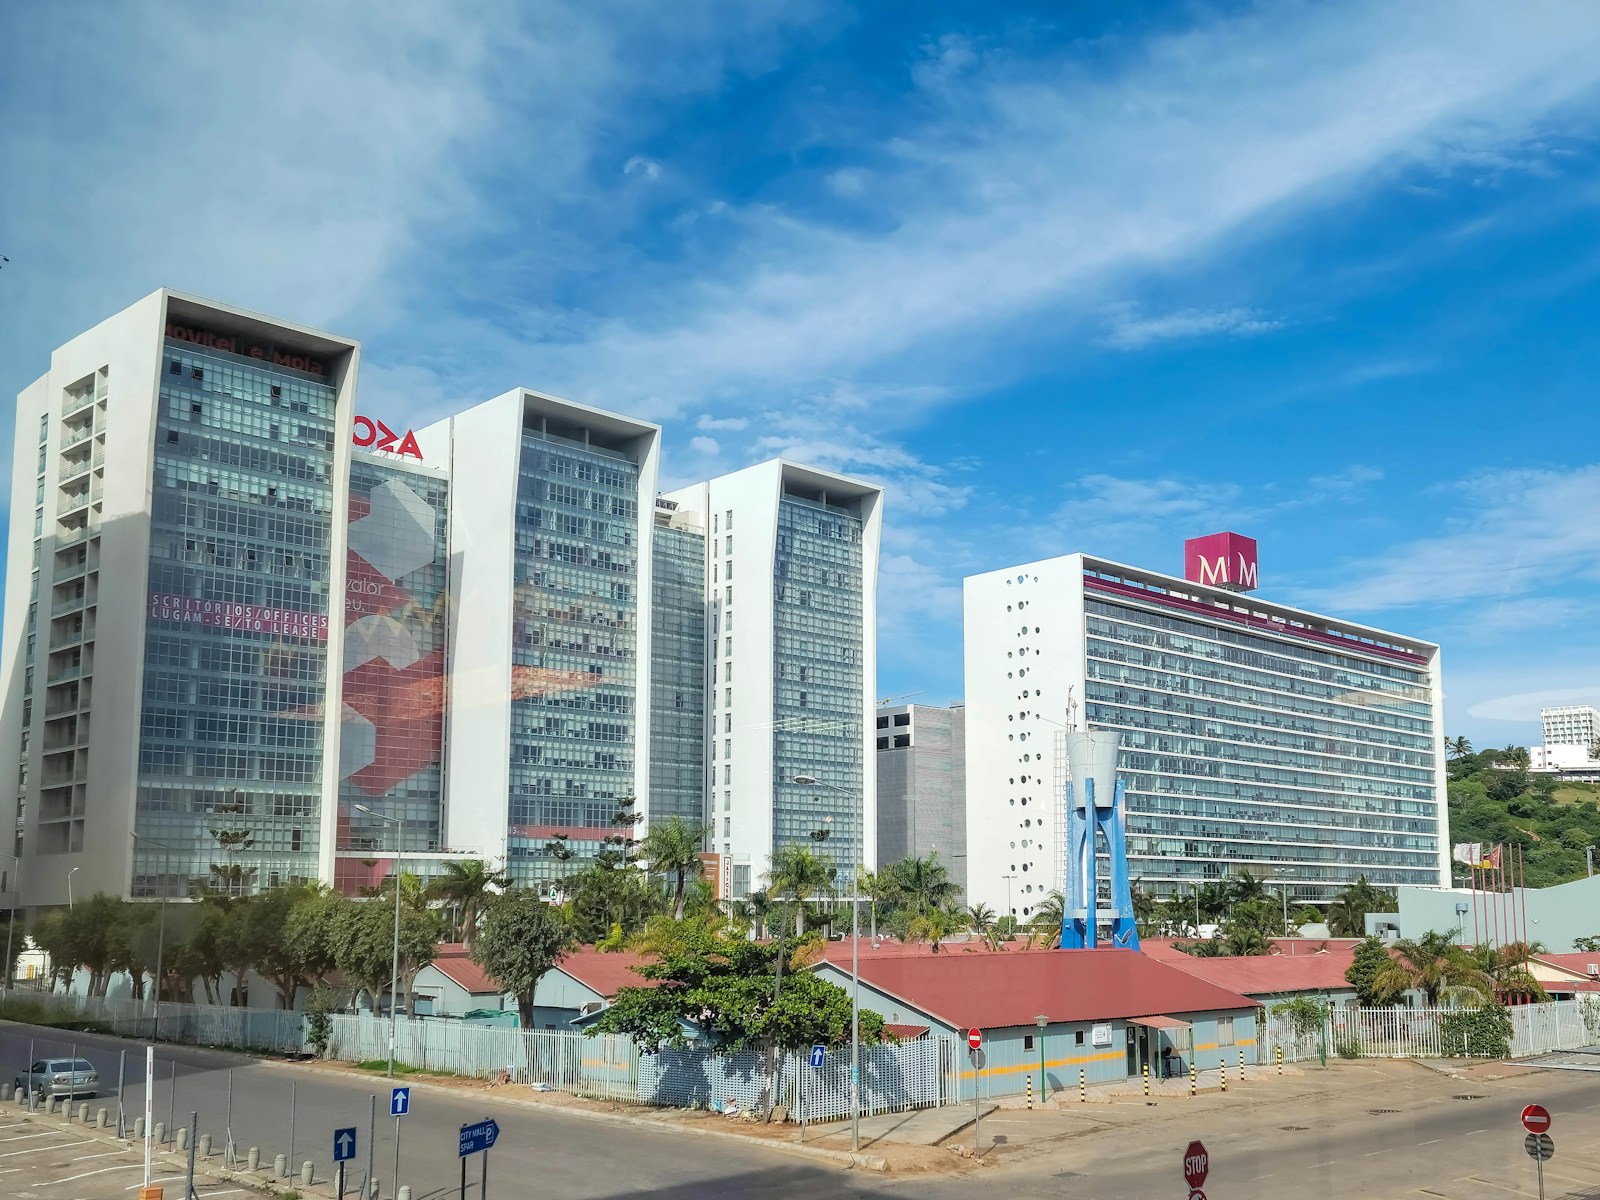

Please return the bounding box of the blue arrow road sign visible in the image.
[459,1118,500,1157]
[333,1127,357,1163]
[390,1087,411,1117]
[810,1044,826,1068]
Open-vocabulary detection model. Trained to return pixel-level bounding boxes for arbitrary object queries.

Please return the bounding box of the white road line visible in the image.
[1364,1149,1393,1156]
[1310,1161,1336,1168]
[1419,1138,1442,1145]
[0,1139,93,1157]
[69,1150,131,1162]
[198,1189,245,1196]
[125,1177,186,1190]
[0,1131,57,1143]
[53,1163,144,1184]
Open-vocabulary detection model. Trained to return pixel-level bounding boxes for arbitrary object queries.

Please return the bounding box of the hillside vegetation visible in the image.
[1446,742,1600,889]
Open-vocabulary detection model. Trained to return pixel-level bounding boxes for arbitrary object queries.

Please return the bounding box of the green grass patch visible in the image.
[352,1059,425,1076]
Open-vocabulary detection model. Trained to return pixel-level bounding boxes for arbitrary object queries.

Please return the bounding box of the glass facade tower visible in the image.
[507,428,642,885]
[1082,586,1441,894]
[772,494,866,875]
[648,510,707,828]
[337,456,450,881]
[134,339,338,896]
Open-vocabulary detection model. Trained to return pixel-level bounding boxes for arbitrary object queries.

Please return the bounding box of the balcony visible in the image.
[46,662,83,685]
[51,590,91,616]
[53,557,91,585]
[62,424,95,451]
[49,624,92,651]
[62,390,95,418]
[57,453,92,483]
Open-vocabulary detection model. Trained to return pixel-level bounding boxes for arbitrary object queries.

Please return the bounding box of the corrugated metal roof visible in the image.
[831,948,1258,1029]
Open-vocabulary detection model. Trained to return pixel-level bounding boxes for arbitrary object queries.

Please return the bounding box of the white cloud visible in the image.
[696,414,749,431]
[689,435,719,454]
[1102,305,1283,350]
[1469,684,1600,723]
[826,168,869,197]
[623,155,662,182]
[1302,466,1600,613]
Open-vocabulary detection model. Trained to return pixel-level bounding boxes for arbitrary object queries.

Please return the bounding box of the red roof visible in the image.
[833,948,1258,1030]
[428,945,506,995]
[553,949,658,998]
[1154,949,1358,995]
[884,1023,931,1040]
[1534,953,1600,979]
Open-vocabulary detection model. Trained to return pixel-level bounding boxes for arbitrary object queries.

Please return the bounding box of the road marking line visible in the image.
[54,1163,145,1184]
[69,1150,131,1161]
[199,1189,245,1196]
[0,1131,57,1143]
[0,1139,93,1157]
[1364,1149,1393,1156]
[1310,1161,1336,1168]
[126,1177,186,1190]
[1418,1138,1442,1145]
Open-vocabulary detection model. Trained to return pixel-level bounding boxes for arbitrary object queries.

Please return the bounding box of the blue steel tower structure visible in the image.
[1060,729,1140,950]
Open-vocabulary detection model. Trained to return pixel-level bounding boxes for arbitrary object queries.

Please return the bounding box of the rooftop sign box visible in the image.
[1184,531,1258,593]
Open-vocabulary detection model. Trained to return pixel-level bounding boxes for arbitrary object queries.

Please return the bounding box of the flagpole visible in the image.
[1470,854,1480,947]
[1497,844,1508,955]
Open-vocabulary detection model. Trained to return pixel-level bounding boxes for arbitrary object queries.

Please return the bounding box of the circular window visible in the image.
[1024,818,1031,827]
[1025,885,1034,895]
[1017,575,1025,583]
[1020,798,1027,806]
[1021,863,1029,872]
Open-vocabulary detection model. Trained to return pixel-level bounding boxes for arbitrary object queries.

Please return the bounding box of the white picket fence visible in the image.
[1262,997,1600,1062]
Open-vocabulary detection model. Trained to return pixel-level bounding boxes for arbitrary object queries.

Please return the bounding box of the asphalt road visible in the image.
[2,1021,1597,1200]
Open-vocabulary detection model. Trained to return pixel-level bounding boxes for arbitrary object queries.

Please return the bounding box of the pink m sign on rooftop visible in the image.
[1184,531,1258,593]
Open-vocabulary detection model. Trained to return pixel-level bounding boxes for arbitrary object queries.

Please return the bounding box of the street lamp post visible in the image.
[1034,1014,1048,1101]
[1001,873,1015,920]
[67,866,81,909]
[130,833,174,1038]
[794,775,862,1153]
[355,804,404,1080]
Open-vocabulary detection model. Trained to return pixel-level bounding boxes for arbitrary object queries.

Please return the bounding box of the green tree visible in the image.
[909,905,968,952]
[1223,870,1268,908]
[1345,935,1391,1006]
[282,888,347,990]
[1027,891,1065,949]
[427,859,509,946]
[586,925,886,1053]
[766,847,835,936]
[1372,931,1493,1006]
[637,818,708,920]
[1195,881,1231,924]
[331,895,442,1013]
[884,852,960,918]
[1447,736,1474,760]
[1129,880,1160,936]
[1326,875,1394,938]
[240,885,326,1008]
[470,888,571,1026]
[966,903,997,948]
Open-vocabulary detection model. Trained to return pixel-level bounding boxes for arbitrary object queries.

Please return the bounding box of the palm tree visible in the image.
[427,859,509,947]
[858,868,892,941]
[1224,870,1268,909]
[766,847,835,935]
[1326,874,1394,938]
[1470,941,1550,1003]
[1027,890,1065,949]
[1500,745,1531,770]
[1372,931,1493,1006]
[1129,880,1159,935]
[1447,736,1474,760]
[1195,881,1231,924]
[966,903,997,948]
[911,905,969,953]
[637,817,709,920]
[886,852,960,916]
[745,890,772,940]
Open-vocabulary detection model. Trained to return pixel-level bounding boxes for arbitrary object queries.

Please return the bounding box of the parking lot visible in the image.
[0,1112,263,1200]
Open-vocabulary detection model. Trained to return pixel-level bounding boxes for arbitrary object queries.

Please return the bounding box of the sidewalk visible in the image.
[810,1102,998,1148]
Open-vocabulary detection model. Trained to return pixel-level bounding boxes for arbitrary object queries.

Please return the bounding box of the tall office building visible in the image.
[417,391,660,888]
[1541,705,1600,749]
[964,536,1448,922]
[875,703,967,896]
[0,290,360,907]
[335,451,452,889]
[647,498,708,830]
[663,461,882,900]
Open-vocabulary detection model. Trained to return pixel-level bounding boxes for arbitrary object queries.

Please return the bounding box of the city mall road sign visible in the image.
[459,1118,500,1157]
[1521,1104,1552,1134]
[967,1028,983,1051]
[1183,1140,1209,1189]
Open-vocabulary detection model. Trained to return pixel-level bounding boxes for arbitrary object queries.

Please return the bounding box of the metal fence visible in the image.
[1261,998,1600,1062]
[0,988,306,1055]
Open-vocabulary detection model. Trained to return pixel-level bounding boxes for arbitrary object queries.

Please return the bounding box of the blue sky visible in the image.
[2,0,1598,748]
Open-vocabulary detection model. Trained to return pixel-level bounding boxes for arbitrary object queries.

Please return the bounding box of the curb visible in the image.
[252,1056,890,1172]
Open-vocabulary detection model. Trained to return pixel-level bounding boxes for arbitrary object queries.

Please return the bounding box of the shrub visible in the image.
[1335,1041,1361,1059]
[1440,1004,1512,1058]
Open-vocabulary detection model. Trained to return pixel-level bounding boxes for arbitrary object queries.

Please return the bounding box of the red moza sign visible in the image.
[352,415,422,460]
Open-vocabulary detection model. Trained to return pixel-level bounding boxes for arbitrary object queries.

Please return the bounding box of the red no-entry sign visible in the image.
[967,1028,983,1051]
[1184,1140,1209,1188]
[1521,1104,1552,1134]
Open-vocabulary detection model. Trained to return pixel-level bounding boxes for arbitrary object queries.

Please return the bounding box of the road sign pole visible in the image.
[460,1154,466,1200]
[1537,1153,1545,1200]
[394,1116,401,1197]
[973,1056,980,1158]
[482,1147,489,1200]
[365,1093,376,1200]
[337,1161,346,1200]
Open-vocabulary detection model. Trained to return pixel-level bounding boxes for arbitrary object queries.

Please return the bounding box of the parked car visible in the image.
[13,1058,98,1100]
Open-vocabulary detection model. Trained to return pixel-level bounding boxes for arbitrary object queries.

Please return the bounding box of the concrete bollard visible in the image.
[16,1090,27,1107]
[0,1084,10,1101]
[301,1161,314,1187]
[197,1133,211,1158]
[274,1153,288,1180]
[367,1179,379,1199]
[174,1127,187,1152]
[399,1187,412,1200]
[247,1147,259,1171]
[79,1103,90,1123]
[97,1107,108,1128]
[134,1117,146,1138]
[152,1121,164,1143]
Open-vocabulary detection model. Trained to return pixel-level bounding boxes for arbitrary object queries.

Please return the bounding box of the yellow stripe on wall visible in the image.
[960,1049,1122,1081]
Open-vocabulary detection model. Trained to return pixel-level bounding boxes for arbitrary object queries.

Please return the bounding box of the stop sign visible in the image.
[1521,1104,1552,1134]
[1183,1140,1209,1188]
[967,1027,983,1050]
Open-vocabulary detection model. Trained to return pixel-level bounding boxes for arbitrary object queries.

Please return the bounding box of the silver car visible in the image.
[13,1058,98,1100]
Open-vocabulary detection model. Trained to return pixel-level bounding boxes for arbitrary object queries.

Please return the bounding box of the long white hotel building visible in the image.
[0,290,879,911]
[964,537,1449,921]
